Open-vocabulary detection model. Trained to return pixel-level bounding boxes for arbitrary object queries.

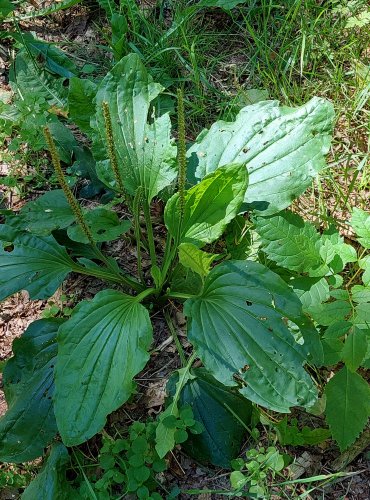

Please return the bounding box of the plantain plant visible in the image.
[0,53,352,492]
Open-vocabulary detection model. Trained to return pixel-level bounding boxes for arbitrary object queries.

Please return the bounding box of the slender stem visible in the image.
[133,188,144,282]
[143,200,157,267]
[166,291,193,300]
[164,310,186,366]
[135,287,157,303]
[161,233,174,281]
[71,264,123,284]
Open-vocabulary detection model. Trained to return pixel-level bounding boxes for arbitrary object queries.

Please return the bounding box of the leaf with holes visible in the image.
[188,98,334,214]
[325,367,370,451]
[0,233,75,301]
[92,53,177,201]
[184,260,318,412]
[54,290,152,445]
[0,319,62,462]
[165,163,248,247]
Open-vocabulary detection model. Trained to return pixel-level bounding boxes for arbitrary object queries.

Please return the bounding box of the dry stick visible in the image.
[332,425,370,471]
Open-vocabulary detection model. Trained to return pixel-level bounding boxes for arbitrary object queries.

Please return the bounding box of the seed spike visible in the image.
[43,127,94,245]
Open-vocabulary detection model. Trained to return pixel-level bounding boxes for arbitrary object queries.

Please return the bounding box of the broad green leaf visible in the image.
[352,285,370,303]
[353,301,370,329]
[309,300,352,326]
[54,290,152,445]
[322,321,351,366]
[6,190,75,235]
[0,319,62,462]
[178,243,219,279]
[291,277,330,313]
[10,50,66,109]
[184,260,318,412]
[188,98,334,214]
[169,368,253,468]
[0,233,75,301]
[0,0,15,19]
[96,0,116,15]
[92,54,177,201]
[12,33,78,78]
[68,77,97,135]
[351,208,370,248]
[325,367,370,451]
[341,327,367,371]
[67,207,131,243]
[170,264,203,296]
[21,443,74,500]
[255,211,356,275]
[359,255,370,285]
[0,223,17,242]
[165,163,248,247]
[47,121,78,164]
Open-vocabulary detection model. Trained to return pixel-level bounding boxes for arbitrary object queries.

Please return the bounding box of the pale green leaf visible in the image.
[325,367,370,451]
[188,98,334,214]
[92,54,177,201]
[351,208,370,249]
[178,243,219,279]
[165,163,248,247]
[352,285,370,303]
[291,277,330,314]
[54,290,152,445]
[184,260,318,412]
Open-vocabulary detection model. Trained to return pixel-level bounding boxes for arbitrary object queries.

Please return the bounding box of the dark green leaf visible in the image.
[0,233,75,301]
[21,443,74,500]
[170,368,253,468]
[165,163,248,247]
[0,319,62,462]
[0,0,15,19]
[54,290,152,445]
[184,260,318,412]
[67,207,131,243]
[325,366,370,451]
[68,78,97,135]
[7,190,75,235]
[341,327,368,371]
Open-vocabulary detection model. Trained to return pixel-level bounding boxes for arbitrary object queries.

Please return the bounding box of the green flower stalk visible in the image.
[177,88,187,220]
[102,101,125,194]
[43,127,94,246]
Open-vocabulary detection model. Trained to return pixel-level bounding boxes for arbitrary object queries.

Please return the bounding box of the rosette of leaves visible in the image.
[0,53,335,487]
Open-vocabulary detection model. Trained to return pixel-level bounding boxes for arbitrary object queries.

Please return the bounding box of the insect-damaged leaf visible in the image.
[188,98,334,214]
[92,53,177,201]
[0,319,62,462]
[184,260,318,412]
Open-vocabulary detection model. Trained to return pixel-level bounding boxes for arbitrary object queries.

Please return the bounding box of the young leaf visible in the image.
[291,277,330,314]
[6,190,75,235]
[351,208,370,249]
[67,207,131,243]
[325,367,370,451]
[165,163,248,247]
[0,233,75,301]
[21,443,75,500]
[0,319,62,462]
[169,368,253,468]
[54,290,152,445]
[188,98,334,214]
[178,243,219,279]
[92,54,177,201]
[184,260,318,412]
